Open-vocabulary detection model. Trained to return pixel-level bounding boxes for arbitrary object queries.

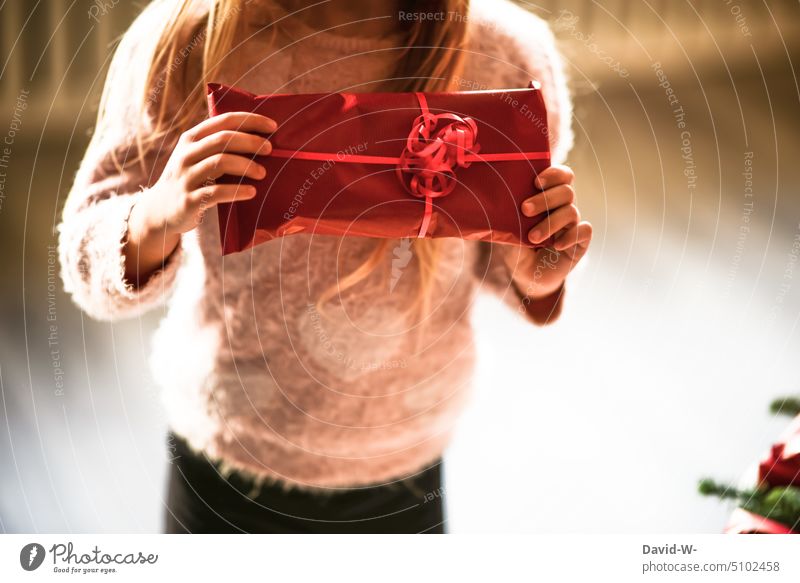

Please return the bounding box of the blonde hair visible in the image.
[130,0,470,319]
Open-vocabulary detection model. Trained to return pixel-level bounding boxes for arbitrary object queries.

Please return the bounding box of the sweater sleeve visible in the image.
[466,0,574,325]
[57,2,190,321]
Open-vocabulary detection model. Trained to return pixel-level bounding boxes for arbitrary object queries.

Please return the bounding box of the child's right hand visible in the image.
[124,112,276,285]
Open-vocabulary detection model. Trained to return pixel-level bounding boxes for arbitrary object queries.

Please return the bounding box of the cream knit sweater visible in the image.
[58,0,573,489]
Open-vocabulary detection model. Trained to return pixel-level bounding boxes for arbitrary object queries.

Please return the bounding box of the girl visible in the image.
[59,0,591,533]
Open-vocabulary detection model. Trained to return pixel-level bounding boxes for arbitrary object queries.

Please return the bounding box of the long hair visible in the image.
[123,0,470,319]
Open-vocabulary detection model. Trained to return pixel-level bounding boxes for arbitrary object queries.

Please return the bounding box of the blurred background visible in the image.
[1,0,799,533]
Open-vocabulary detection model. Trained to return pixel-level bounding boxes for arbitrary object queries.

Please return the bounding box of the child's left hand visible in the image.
[502,164,592,299]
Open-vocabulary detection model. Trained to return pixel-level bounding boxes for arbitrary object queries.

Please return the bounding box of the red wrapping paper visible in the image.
[724,508,796,534]
[207,82,552,255]
[726,415,800,534]
[758,415,800,488]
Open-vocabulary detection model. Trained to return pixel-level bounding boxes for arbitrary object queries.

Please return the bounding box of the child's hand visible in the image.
[503,165,593,299]
[134,111,275,236]
[124,112,275,284]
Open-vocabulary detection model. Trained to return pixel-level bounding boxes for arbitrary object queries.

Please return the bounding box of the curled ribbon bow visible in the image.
[396,93,480,237]
[265,89,550,240]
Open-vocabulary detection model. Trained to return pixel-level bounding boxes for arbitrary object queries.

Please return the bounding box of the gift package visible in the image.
[699,404,800,534]
[207,81,552,255]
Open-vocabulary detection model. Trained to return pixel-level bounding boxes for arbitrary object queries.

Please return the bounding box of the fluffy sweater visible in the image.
[58,0,573,490]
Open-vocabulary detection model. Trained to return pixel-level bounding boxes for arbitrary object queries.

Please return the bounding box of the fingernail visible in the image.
[522,202,534,217]
[260,140,272,154]
[530,230,541,242]
[256,165,266,178]
[535,176,544,189]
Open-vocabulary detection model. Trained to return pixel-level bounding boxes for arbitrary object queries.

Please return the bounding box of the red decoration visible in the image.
[207,82,552,255]
[758,416,800,488]
[725,508,795,535]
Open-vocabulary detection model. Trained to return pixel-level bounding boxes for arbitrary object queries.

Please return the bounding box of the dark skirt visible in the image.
[164,432,446,533]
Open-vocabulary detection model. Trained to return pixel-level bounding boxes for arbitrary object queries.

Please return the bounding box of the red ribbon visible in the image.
[395,93,479,237]
[269,93,550,238]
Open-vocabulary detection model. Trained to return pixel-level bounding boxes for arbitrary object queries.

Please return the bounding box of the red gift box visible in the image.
[724,508,796,534]
[758,415,800,488]
[207,82,552,255]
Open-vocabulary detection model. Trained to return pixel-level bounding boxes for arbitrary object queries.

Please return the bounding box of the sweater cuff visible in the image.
[59,194,184,321]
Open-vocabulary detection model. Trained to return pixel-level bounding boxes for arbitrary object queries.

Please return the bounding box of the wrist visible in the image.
[130,195,181,246]
[511,272,565,301]
[124,198,180,286]
[512,245,568,299]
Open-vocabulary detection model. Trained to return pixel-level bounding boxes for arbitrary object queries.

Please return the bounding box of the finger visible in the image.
[185,112,277,142]
[560,236,590,265]
[534,164,575,190]
[553,221,593,251]
[528,204,580,244]
[521,184,574,217]
[186,153,266,186]
[184,130,272,165]
[190,183,257,206]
